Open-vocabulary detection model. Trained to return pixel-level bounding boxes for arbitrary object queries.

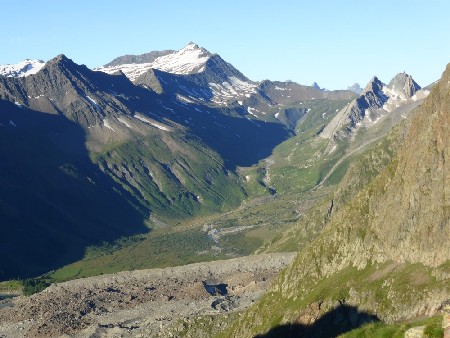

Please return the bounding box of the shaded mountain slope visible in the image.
[0,101,147,279]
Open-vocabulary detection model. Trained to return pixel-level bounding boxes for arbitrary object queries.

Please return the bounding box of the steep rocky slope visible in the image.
[222,64,450,337]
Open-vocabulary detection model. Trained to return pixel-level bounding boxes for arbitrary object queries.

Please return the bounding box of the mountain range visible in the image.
[0,42,447,337]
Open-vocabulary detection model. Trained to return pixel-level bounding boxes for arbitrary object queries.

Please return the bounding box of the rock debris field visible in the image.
[0,253,295,337]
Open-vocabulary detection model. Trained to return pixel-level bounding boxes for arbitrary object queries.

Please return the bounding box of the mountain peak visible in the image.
[387,72,421,97]
[362,76,385,94]
[51,54,70,63]
[97,42,212,80]
[185,41,201,50]
[43,54,80,73]
[311,82,321,90]
[347,83,363,94]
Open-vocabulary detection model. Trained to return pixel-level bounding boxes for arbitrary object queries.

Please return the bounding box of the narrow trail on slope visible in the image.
[314,135,385,190]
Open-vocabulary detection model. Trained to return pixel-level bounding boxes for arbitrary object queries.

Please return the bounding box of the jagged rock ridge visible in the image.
[321,72,430,140]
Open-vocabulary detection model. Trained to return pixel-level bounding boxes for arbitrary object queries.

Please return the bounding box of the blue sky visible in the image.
[1,0,449,89]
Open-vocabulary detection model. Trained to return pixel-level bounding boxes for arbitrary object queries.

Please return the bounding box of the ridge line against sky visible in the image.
[1,0,449,90]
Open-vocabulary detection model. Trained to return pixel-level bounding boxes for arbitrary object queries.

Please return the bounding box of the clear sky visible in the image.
[1,0,449,90]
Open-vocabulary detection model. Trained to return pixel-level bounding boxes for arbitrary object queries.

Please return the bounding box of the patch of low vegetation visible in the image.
[49,226,226,282]
[0,280,22,294]
[22,278,50,296]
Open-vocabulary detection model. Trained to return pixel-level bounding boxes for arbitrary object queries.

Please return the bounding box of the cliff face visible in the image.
[225,64,450,337]
[370,65,450,266]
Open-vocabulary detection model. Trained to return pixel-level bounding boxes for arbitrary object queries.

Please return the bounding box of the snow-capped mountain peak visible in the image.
[150,42,211,75]
[96,42,212,81]
[0,59,45,77]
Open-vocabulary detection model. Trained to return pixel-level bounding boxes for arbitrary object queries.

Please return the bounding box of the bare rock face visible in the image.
[387,72,421,98]
[321,73,428,141]
[0,253,295,337]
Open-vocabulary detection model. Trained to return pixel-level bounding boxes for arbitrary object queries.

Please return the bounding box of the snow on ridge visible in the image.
[95,62,154,82]
[275,86,287,91]
[134,114,171,131]
[95,43,211,80]
[176,94,196,104]
[150,42,210,75]
[208,76,256,103]
[247,107,261,118]
[0,59,45,77]
[86,95,98,105]
[117,117,132,128]
[103,119,115,132]
[381,85,430,112]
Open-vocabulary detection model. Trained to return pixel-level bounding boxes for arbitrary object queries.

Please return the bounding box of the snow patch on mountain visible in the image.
[176,94,196,104]
[0,59,45,77]
[117,117,132,128]
[86,95,98,106]
[208,76,257,105]
[96,43,211,81]
[103,119,115,132]
[134,114,171,131]
[150,42,210,74]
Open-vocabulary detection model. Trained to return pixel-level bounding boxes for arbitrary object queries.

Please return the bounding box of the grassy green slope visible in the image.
[93,129,245,221]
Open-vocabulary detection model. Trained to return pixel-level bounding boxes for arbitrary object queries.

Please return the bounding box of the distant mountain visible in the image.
[97,42,211,79]
[311,82,321,90]
[104,49,175,67]
[98,43,355,127]
[311,82,328,91]
[0,59,45,77]
[321,72,429,140]
[347,82,362,94]
[0,43,398,281]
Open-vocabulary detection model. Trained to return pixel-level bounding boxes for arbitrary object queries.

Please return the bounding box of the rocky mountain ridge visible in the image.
[96,42,356,124]
[321,72,429,141]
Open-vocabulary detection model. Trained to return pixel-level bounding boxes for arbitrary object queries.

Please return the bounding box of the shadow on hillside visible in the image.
[254,303,380,338]
[0,100,148,280]
[87,65,292,169]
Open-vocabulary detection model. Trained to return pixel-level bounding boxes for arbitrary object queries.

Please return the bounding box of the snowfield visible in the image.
[95,43,211,81]
[0,59,45,77]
